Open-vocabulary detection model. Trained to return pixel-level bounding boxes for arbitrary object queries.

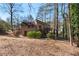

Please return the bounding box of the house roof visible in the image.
[35,20,50,26]
[21,21,36,26]
[21,19,50,26]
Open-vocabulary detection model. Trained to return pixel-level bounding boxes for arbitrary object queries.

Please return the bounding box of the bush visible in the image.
[27,31,42,39]
[0,20,11,31]
[47,31,54,38]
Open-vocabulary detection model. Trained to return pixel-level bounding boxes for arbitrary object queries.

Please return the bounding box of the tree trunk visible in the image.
[61,4,68,39]
[54,3,58,39]
[68,4,73,46]
[10,3,13,31]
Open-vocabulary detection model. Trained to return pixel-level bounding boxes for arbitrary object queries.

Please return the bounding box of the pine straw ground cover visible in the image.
[0,35,79,56]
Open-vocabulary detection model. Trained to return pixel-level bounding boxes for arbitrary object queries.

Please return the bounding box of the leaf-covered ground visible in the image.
[0,35,79,56]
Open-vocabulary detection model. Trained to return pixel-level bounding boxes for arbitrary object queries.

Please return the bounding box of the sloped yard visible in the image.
[0,35,79,56]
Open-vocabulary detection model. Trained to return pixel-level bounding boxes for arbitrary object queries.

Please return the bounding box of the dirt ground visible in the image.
[0,35,79,56]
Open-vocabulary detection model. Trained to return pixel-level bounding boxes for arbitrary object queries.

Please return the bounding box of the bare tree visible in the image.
[68,4,73,46]
[61,4,68,39]
[36,3,54,22]
[54,3,58,39]
[0,3,23,31]
[9,3,14,31]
